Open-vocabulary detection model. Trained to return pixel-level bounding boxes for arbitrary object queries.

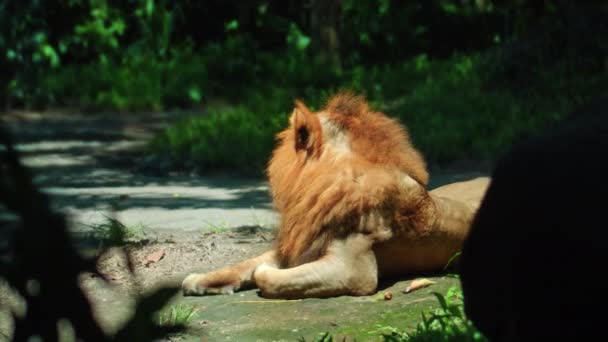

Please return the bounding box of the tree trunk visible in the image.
[306,0,342,71]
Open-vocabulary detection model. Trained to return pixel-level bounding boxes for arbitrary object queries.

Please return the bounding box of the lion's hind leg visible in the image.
[253,233,378,299]
[182,250,277,296]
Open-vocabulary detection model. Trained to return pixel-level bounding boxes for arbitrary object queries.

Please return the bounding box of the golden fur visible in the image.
[182,91,490,299]
[268,92,430,267]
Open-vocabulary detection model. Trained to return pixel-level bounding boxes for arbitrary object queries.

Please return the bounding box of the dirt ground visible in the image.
[0,110,489,341]
[80,230,462,342]
[81,228,275,336]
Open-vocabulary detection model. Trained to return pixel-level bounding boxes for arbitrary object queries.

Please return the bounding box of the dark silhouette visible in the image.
[460,97,608,340]
[0,126,180,341]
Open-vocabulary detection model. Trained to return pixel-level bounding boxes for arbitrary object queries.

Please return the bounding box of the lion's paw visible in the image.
[252,263,280,297]
[182,273,239,296]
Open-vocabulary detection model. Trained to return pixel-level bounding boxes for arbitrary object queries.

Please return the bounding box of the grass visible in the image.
[156,304,198,328]
[31,31,606,174]
[202,220,232,234]
[41,50,208,111]
[299,332,333,342]
[375,287,487,342]
[299,250,482,342]
[86,215,146,247]
[299,286,486,342]
[151,105,282,174]
[149,51,607,175]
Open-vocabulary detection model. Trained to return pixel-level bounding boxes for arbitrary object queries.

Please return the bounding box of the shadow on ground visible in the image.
[2,110,279,232]
[1,110,488,341]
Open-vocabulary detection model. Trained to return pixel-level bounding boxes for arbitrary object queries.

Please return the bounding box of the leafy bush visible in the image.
[3,1,605,173]
[40,45,208,111]
[151,105,286,175]
[151,50,606,173]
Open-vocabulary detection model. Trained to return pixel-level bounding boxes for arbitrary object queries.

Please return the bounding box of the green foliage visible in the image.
[6,0,604,110]
[303,287,487,342]
[298,332,334,342]
[286,22,311,51]
[86,215,143,247]
[151,104,286,175]
[0,1,63,106]
[202,219,232,234]
[72,0,126,58]
[0,0,130,107]
[2,0,606,173]
[40,44,208,110]
[377,287,487,342]
[157,304,198,328]
[134,0,175,58]
[150,50,605,173]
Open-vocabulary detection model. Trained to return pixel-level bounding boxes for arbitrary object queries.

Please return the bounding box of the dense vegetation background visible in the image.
[2,0,607,174]
[1,2,606,340]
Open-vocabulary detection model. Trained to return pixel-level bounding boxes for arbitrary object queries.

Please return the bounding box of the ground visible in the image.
[0,110,489,341]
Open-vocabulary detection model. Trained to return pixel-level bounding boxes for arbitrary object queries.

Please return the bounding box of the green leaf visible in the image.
[6,49,17,60]
[33,32,46,43]
[41,44,60,67]
[379,0,390,15]
[258,3,268,15]
[313,332,333,342]
[225,19,239,32]
[296,35,310,50]
[440,2,459,14]
[146,0,155,16]
[58,41,68,54]
[286,23,310,51]
[359,32,371,45]
[32,52,41,63]
[188,87,202,102]
[432,292,449,310]
[447,304,462,317]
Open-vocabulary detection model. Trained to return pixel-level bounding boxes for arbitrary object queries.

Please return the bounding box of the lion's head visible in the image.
[267,92,429,267]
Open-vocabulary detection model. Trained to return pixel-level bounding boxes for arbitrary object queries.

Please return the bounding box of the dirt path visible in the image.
[1,110,489,341]
[4,111,278,234]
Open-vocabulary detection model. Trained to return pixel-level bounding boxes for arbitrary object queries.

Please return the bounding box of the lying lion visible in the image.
[183,92,490,299]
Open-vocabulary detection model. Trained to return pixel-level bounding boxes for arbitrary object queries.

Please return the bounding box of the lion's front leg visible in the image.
[253,233,378,299]
[182,250,278,296]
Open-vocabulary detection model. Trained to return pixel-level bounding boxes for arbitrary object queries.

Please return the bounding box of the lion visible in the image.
[182,92,490,299]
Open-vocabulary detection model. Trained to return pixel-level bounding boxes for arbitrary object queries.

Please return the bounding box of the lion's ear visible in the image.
[291,107,310,149]
[290,100,323,157]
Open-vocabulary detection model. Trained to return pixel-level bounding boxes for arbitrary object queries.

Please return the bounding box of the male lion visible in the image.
[183,92,490,299]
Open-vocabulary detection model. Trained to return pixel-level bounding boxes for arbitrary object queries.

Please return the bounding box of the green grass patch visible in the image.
[301,286,487,342]
[86,215,146,247]
[150,52,606,174]
[202,219,232,234]
[376,287,487,342]
[156,304,198,328]
[150,105,285,175]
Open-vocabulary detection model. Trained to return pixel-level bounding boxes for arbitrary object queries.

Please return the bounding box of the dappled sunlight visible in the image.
[16,140,107,151]
[3,110,278,236]
[21,153,94,167]
[46,187,271,208]
[43,184,270,202]
[2,1,604,339]
[66,206,278,233]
